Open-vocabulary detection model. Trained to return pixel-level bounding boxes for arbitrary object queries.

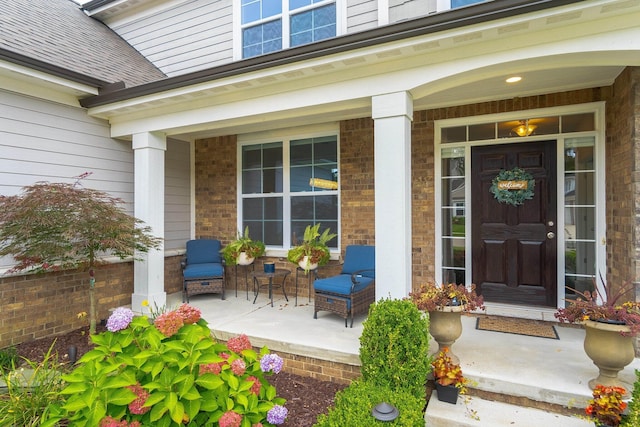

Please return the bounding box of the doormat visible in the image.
[475,316,558,339]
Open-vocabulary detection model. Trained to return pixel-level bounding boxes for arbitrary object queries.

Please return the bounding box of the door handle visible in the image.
[547,232,555,239]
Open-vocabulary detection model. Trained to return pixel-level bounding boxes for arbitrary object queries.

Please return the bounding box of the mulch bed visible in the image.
[14,326,346,427]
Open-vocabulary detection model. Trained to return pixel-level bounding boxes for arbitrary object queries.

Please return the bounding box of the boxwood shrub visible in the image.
[359,298,431,399]
[314,380,424,427]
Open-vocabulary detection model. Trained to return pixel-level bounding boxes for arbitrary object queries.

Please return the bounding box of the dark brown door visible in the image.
[471,141,557,307]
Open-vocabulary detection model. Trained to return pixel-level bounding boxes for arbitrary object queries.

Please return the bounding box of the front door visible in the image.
[471,141,557,307]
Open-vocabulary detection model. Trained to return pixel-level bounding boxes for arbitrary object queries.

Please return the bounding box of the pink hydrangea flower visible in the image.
[176,303,201,324]
[227,334,252,353]
[247,375,261,395]
[231,359,246,375]
[127,383,150,415]
[199,362,223,375]
[154,310,184,337]
[219,410,242,427]
[252,424,264,427]
[99,417,140,427]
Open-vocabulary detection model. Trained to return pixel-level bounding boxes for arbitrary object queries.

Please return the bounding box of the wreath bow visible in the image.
[490,168,535,206]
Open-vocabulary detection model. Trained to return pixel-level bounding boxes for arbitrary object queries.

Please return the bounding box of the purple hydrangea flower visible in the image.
[266,405,288,425]
[260,353,283,373]
[106,307,134,332]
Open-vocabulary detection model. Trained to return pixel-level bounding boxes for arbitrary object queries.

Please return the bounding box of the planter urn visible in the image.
[583,319,635,391]
[428,305,465,365]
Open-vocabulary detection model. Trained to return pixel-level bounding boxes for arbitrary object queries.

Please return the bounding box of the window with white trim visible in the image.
[241,0,336,58]
[240,133,339,249]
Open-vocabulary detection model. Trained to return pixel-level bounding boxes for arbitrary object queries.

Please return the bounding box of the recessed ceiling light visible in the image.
[506,76,522,83]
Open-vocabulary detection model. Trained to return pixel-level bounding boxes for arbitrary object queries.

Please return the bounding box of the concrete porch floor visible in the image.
[169,291,640,421]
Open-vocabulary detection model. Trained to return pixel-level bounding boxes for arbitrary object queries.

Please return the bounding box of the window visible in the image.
[240,133,339,250]
[241,0,336,58]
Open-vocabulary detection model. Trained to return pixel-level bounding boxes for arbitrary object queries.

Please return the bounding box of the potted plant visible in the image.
[431,346,468,404]
[222,226,266,266]
[287,223,337,273]
[555,275,640,390]
[409,282,484,364]
[585,384,628,427]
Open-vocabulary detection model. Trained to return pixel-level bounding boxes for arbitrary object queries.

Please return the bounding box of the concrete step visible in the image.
[424,390,593,427]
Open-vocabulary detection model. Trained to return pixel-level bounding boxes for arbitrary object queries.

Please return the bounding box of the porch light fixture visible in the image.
[513,119,536,137]
[506,76,522,83]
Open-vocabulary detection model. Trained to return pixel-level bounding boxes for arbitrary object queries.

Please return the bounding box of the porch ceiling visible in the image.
[88,0,640,141]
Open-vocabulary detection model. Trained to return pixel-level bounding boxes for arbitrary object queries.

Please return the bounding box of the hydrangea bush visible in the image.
[41,304,287,427]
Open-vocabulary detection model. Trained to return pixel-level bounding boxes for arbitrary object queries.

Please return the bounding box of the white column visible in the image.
[132,132,166,313]
[372,92,413,299]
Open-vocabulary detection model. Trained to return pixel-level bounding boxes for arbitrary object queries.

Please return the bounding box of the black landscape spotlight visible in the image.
[372,402,399,422]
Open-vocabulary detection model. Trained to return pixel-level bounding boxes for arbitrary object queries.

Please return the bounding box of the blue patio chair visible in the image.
[181,239,226,302]
[313,245,375,327]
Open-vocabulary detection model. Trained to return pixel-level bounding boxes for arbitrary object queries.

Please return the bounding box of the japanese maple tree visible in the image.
[0,173,161,334]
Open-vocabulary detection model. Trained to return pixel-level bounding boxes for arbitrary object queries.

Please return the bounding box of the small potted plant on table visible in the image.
[286,223,337,273]
[555,275,640,391]
[410,282,484,364]
[222,226,266,266]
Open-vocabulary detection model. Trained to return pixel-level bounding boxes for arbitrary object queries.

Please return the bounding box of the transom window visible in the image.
[240,133,339,249]
[241,0,336,58]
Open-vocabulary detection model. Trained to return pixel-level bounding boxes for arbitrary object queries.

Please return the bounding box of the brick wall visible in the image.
[606,68,640,292]
[1,256,184,349]
[0,262,133,348]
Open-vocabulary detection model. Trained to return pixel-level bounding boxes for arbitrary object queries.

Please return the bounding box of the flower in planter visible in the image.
[431,347,468,394]
[585,384,628,426]
[287,223,337,273]
[410,282,485,313]
[555,274,640,336]
[42,304,287,426]
[222,226,266,265]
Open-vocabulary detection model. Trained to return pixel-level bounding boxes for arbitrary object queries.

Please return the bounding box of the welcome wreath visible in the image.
[490,167,535,206]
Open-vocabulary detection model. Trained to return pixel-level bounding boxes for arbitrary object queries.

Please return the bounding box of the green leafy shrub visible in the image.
[41,304,287,427]
[314,380,424,427]
[359,298,430,399]
[0,344,66,427]
[622,370,640,426]
[0,345,19,373]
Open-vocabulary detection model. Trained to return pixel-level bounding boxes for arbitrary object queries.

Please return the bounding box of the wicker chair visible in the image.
[313,245,375,327]
[181,239,226,302]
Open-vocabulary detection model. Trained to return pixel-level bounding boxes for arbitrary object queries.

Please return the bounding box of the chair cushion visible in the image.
[314,274,374,295]
[183,262,224,279]
[341,245,375,278]
[186,239,222,265]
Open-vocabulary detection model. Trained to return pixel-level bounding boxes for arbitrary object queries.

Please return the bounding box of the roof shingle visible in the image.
[0,0,166,88]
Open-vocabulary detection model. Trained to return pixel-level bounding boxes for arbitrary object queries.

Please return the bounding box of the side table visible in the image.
[295,267,318,306]
[252,268,290,307]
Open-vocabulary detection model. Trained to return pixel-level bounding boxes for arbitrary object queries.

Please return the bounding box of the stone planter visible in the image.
[237,252,255,266]
[428,305,465,365]
[583,319,635,391]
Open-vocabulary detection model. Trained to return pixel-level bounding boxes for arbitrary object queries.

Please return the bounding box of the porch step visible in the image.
[424,390,592,427]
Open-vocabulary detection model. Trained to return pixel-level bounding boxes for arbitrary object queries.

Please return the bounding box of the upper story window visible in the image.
[241,0,336,58]
[239,130,339,250]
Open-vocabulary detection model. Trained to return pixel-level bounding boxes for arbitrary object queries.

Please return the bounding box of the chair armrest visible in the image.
[350,269,375,291]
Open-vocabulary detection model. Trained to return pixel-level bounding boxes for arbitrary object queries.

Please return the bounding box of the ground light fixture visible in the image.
[372,402,399,421]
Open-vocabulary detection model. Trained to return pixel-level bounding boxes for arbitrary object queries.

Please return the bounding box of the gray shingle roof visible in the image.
[0,0,166,88]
